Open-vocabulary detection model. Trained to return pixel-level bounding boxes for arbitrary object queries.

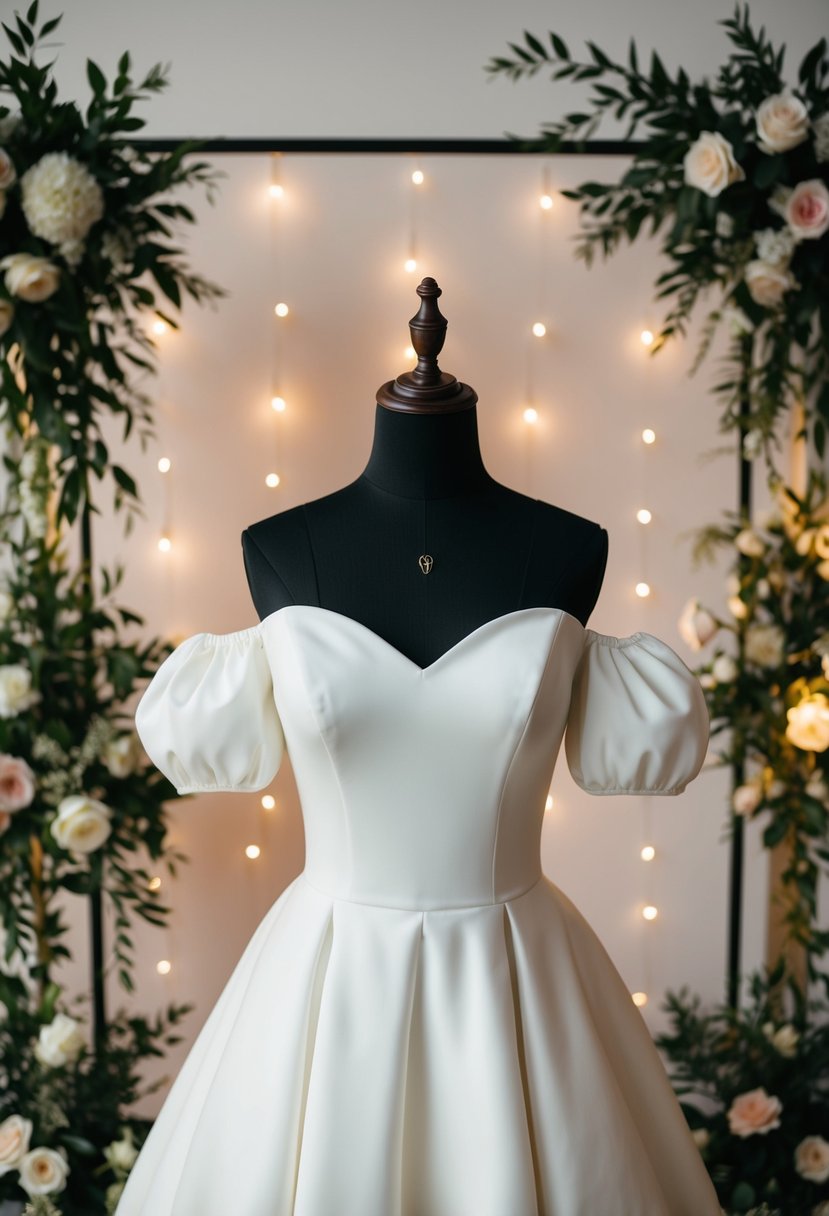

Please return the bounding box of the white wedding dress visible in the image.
[116,603,722,1216]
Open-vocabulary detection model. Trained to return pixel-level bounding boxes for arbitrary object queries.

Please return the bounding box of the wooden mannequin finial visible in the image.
[376,277,478,414]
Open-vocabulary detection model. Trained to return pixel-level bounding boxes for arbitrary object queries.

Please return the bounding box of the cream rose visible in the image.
[0,298,12,338]
[684,131,746,197]
[771,1022,800,1057]
[727,1086,782,1137]
[756,90,811,153]
[785,179,829,241]
[103,732,141,778]
[0,754,36,811]
[0,252,60,303]
[33,1011,86,1068]
[727,594,748,620]
[786,693,829,752]
[0,663,41,718]
[678,598,718,650]
[795,1134,829,1184]
[18,1144,69,1195]
[744,258,798,307]
[713,653,738,682]
[735,528,765,557]
[744,623,786,667]
[104,1126,139,1172]
[50,794,112,854]
[733,780,763,817]
[0,1113,33,1174]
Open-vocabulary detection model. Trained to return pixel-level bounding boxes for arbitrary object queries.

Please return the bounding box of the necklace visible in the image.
[419,497,433,574]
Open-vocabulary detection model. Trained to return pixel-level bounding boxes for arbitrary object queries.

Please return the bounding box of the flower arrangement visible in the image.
[0,3,229,1212]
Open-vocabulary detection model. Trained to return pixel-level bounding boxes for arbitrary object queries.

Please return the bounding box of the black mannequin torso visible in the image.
[241,402,608,670]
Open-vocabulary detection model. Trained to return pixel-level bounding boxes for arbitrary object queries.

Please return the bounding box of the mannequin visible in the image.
[241,277,608,671]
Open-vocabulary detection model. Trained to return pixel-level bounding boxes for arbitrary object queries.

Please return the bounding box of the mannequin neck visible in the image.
[358,403,495,500]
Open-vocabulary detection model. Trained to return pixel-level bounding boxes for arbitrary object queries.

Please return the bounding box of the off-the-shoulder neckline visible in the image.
[200,604,651,674]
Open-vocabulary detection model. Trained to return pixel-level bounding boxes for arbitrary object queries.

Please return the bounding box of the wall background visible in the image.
[33,0,827,1115]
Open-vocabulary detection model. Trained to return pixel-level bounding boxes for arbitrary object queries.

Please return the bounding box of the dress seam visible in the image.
[300,870,543,912]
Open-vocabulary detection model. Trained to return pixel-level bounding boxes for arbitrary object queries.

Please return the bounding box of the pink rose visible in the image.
[785,179,829,240]
[0,753,35,811]
[727,1086,783,1137]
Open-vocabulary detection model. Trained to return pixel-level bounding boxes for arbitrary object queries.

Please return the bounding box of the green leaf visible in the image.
[628,36,638,74]
[524,30,547,59]
[87,58,106,95]
[798,37,826,85]
[549,31,570,60]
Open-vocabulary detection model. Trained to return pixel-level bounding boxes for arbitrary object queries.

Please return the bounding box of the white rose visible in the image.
[678,598,718,650]
[712,653,738,682]
[684,131,746,197]
[50,794,112,855]
[727,1086,782,1136]
[785,179,829,241]
[18,1144,69,1195]
[0,1113,33,1173]
[735,528,765,557]
[0,252,60,303]
[33,1011,86,1068]
[745,258,798,307]
[733,780,763,816]
[772,1022,799,1056]
[0,663,41,717]
[727,594,748,620]
[104,1126,139,1171]
[756,90,811,153]
[103,732,141,778]
[744,623,786,667]
[795,1134,829,1184]
[786,694,829,752]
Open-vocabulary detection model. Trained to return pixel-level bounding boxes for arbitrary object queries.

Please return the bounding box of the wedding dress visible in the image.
[116,602,723,1216]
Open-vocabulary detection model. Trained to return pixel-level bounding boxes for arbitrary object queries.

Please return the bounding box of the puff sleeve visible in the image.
[564,630,709,796]
[134,626,285,795]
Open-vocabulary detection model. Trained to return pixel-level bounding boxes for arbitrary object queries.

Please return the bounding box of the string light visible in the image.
[147,876,161,892]
[152,318,168,335]
[271,396,286,412]
[269,183,284,199]
[632,991,648,1007]
[411,169,424,186]
[245,844,261,860]
[156,959,172,975]
[637,508,652,524]
[635,581,651,598]
[158,535,171,552]
[539,163,554,210]
[642,427,655,444]
[404,257,417,273]
[265,473,280,488]
[157,457,171,473]
[269,153,288,492]
[261,795,276,810]
[523,406,538,424]
[640,328,654,346]
[532,322,546,337]
[641,845,656,861]
[274,302,289,317]
[404,345,416,361]
[642,905,658,921]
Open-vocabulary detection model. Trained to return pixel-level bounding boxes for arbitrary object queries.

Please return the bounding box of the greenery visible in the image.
[0,2,228,1211]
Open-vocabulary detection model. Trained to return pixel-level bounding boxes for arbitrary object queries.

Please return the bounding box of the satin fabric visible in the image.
[120,603,720,1216]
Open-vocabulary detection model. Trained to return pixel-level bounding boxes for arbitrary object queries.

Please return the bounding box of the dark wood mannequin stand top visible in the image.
[241,278,608,671]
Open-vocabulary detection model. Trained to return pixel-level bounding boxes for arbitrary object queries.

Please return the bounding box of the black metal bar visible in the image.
[132,137,648,155]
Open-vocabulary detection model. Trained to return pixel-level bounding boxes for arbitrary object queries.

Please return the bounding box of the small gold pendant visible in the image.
[418,554,433,574]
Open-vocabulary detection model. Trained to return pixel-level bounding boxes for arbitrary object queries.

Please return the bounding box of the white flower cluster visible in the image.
[19,151,104,269]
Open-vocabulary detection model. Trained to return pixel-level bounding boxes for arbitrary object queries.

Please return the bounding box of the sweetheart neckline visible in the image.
[255,603,586,676]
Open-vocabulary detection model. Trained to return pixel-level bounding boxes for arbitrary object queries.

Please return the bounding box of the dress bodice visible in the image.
[134,604,710,911]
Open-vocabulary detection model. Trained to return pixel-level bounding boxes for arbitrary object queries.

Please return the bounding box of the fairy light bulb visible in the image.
[637,508,652,524]
[157,456,171,473]
[642,905,658,921]
[274,302,289,317]
[271,395,286,412]
[532,322,546,337]
[147,876,161,891]
[404,345,416,360]
[156,959,172,975]
[404,257,417,273]
[245,844,261,860]
[265,473,280,488]
[269,183,284,199]
[635,582,651,598]
[539,193,553,210]
[640,329,654,346]
[152,319,167,335]
[642,428,656,444]
[632,991,648,1007]
[411,169,424,185]
[641,845,656,861]
[261,795,276,810]
[523,407,538,424]
[158,535,171,552]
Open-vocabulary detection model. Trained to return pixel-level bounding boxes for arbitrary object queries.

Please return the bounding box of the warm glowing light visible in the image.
[642,904,658,921]
[147,876,161,891]
[266,473,280,488]
[156,959,172,975]
[271,395,286,412]
[411,169,424,185]
[523,407,538,423]
[635,581,651,598]
[158,536,171,552]
[532,322,546,337]
[404,258,417,273]
[642,428,656,444]
[152,319,167,335]
[640,845,656,861]
[539,193,553,210]
[636,508,652,524]
[545,793,554,812]
[157,457,171,473]
[269,183,285,199]
[245,844,261,860]
[632,991,648,1007]
[261,795,276,810]
[274,302,289,317]
[640,329,654,346]
[405,345,416,360]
